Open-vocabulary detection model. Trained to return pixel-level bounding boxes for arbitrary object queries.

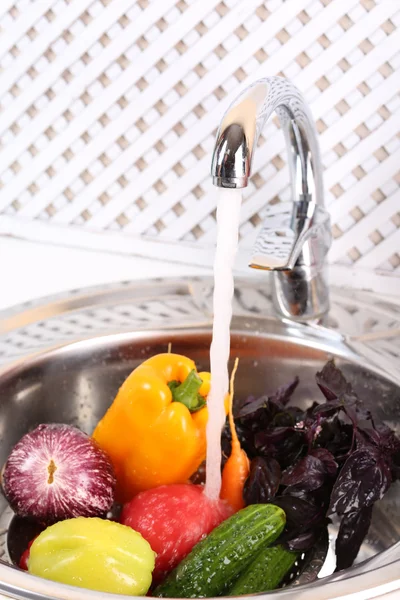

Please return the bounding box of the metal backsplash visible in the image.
[0,0,398,283]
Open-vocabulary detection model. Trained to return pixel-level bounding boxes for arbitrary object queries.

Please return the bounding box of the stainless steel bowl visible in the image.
[0,277,399,600]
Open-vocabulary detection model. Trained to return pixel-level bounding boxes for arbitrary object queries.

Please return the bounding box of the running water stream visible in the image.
[204,188,242,501]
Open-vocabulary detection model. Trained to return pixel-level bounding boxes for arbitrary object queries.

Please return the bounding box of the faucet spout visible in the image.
[211,77,331,321]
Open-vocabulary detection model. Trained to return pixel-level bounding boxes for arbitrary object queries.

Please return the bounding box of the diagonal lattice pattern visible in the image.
[0,0,398,276]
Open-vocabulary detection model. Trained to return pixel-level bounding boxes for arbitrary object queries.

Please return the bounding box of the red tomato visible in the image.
[19,537,38,571]
[19,548,30,571]
[120,484,233,584]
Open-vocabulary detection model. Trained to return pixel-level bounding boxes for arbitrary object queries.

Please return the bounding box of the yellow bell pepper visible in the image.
[93,354,211,502]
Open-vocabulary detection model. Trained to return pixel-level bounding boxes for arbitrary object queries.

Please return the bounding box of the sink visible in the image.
[0,276,399,600]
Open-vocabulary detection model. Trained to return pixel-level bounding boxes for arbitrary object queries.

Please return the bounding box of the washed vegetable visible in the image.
[5,355,397,592]
[227,545,299,595]
[19,537,37,571]
[243,456,281,504]
[93,354,212,501]
[153,503,286,598]
[120,483,233,584]
[220,358,249,511]
[2,424,115,523]
[335,505,373,571]
[28,517,155,595]
[224,360,400,569]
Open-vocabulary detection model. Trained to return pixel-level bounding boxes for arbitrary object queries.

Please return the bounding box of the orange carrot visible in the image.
[220,358,250,512]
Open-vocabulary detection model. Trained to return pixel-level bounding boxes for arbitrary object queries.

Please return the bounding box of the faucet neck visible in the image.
[211,76,324,207]
[211,76,331,322]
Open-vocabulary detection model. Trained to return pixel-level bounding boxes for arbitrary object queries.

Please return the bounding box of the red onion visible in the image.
[2,424,116,523]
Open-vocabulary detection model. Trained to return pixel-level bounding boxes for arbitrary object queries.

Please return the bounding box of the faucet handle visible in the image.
[250,199,331,271]
[250,199,332,321]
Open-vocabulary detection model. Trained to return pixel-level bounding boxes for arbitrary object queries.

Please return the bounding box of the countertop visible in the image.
[0,236,210,311]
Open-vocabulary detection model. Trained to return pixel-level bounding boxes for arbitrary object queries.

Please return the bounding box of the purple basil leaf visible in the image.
[285,406,306,425]
[282,455,326,491]
[375,424,400,455]
[392,458,400,481]
[286,528,322,552]
[236,396,274,434]
[272,496,323,532]
[313,399,344,418]
[271,411,297,428]
[255,426,294,450]
[270,376,299,408]
[238,377,299,431]
[310,448,338,477]
[335,505,373,571]
[221,420,256,461]
[393,443,400,481]
[358,423,400,455]
[254,427,305,468]
[240,394,256,409]
[329,447,392,515]
[358,426,382,447]
[315,361,370,428]
[286,482,332,507]
[356,426,383,454]
[238,395,268,419]
[315,418,353,461]
[316,360,351,401]
[243,457,281,505]
[343,404,359,428]
[357,424,400,483]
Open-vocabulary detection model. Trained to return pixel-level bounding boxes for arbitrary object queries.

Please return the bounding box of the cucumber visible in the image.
[227,545,299,596]
[153,504,286,598]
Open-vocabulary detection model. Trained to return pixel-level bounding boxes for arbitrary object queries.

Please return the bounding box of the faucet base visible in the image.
[271,265,330,322]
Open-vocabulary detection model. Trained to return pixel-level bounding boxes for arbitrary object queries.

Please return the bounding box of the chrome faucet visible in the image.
[211,76,331,322]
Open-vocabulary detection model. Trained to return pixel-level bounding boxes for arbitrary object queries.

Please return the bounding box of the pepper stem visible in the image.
[169,370,206,412]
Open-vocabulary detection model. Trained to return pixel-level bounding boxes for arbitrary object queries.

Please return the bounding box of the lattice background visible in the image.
[0,0,399,280]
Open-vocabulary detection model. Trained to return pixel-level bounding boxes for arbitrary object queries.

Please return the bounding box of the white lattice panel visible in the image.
[0,0,399,279]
